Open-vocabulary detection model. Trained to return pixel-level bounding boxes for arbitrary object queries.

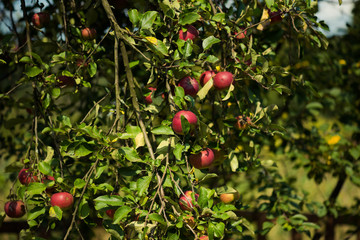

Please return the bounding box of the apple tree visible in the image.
[0,0,345,239]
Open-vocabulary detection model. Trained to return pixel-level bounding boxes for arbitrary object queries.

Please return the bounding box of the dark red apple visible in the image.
[106,209,116,219]
[213,71,233,90]
[179,191,199,211]
[179,25,199,41]
[81,28,97,40]
[144,87,156,104]
[172,110,198,135]
[199,70,216,86]
[76,58,89,68]
[31,12,50,28]
[4,200,26,218]
[50,192,74,210]
[178,76,199,97]
[18,168,38,186]
[235,28,247,39]
[245,59,256,71]
[269,10,282,23]
[57,76,75,87]
[189,148,215,169]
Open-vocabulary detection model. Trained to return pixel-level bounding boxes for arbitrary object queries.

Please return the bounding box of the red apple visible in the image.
[179,191,199,211]
[18,168,38,186]
[57,76,75,87]
[31,12,50,28]
[178,76,199,97]
[4,200,26,218]
[219,192,240,204]
[106,209,116,219]
[145,87,156,104]
[269,10,282,23]
[189,148,215,169]
[235,28,247,39]
[199,236,209,240]
[172,110,198,135]
[213,71,233,90]
[50,192,74,210]
[179,25,199,41]
[199,70,216,86]
[81,28,97,40]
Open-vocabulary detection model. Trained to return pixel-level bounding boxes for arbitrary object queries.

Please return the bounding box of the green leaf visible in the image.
[38,162,53,176]
[202,36,221,51]
[58,115,72,127]
[198,187,209,209]
[151,125,174,135]
[103,219,125,239]
[265,0,274,8]
[79,199,90,219]
[349,146,360,160]
[74,143,93,157]
[212,13,226,23]
[173,143,184,160]
[24,65,43,77]
[28,206,46,221]
[19,56,34,64]
[113,206,132,224]
[183,41,193,58]
[128,9,140,27]
[180,115,191,135]
[26,182,47,196]
[179,12,200,25]
[88,62,97,77]
[42,93,51,109]
[175,86,185,98]
[94,195,123,206]
[51,88,61,99]
[49,206,62,220]
[74,178,86,189]
[149,213,167,225]
[137,175,152,196]
[119,147,142,162]
[140,11,158,30]
[208,221,225,238]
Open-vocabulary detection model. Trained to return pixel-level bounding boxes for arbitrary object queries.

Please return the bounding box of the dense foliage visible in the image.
[1,0,359,239]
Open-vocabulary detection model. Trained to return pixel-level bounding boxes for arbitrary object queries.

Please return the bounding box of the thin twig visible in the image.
[80,92,110,124]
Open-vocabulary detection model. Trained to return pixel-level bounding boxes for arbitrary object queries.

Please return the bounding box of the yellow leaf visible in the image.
[49,206,57,218]
[327,135,341,145]
[215,65,221,72]
[257,9,270,31]
[145,36,158,45]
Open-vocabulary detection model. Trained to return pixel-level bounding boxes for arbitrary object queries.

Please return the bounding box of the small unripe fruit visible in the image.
[144,87,156,104]
[199,70,216,86]
[31,12,50,28]
[235,28,247,39]
[235,116,251,130]
[172,110,198,135]
[81,28,97,40]
[18,168,38,186]
[50,192,74,210]
[199,236,209,240]
[189,148,215,169]
[179,191,199,211]
[179,25,199,41]
[178,76,199,97]
[213,71,233,90]
[4,200,26,218]
[219,192,240,204]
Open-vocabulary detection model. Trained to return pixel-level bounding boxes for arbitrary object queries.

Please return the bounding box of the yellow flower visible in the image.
[215,65,221,72]
[327,135,341,145]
